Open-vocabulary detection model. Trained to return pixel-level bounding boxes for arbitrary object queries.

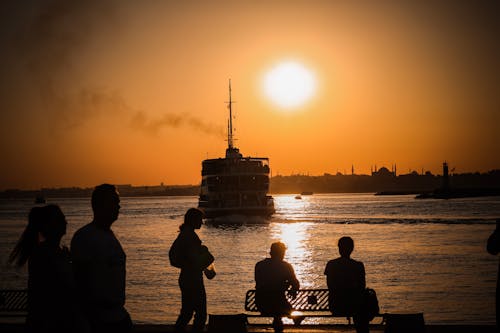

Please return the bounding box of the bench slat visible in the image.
[244,288,384,325]
[245,289,330,312]
[246,289,354,325]
[0,290,28,314]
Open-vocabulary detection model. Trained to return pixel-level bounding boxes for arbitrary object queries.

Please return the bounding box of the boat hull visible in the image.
[198,154,275,222]
[200,206,275,219]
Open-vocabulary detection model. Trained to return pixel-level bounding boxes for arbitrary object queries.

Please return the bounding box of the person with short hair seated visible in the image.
[255,242,300,332]
[325,236,369,333]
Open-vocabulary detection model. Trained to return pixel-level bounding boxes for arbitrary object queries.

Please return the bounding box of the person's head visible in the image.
[181,208,204,230]
[91,184,120,227]
[9,205,67,267]
[338,236,354,258]
[270,241,287,260]
[40,205,67,243]
[29,206,44,227]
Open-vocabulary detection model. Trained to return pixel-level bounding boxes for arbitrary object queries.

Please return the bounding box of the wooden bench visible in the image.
[0,289,28,317]
[245,289,383,326]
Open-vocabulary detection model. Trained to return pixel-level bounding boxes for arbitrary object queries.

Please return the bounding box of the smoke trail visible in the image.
[131,111,225,137]
[8,0,223,138]
[43,87,225,137]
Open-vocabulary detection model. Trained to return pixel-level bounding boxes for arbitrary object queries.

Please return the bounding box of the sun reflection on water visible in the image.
[272,194,316,224]
[270,221,316,288]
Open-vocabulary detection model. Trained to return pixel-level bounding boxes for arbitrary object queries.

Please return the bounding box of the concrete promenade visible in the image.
[138,324,497,333]
[0,323,497,333]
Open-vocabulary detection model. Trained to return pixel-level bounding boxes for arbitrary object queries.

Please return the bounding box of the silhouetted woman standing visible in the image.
[171,208,214,333]
[9,205,85,333]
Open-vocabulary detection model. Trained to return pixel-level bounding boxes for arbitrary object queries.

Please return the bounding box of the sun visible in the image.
[262,61,317,109]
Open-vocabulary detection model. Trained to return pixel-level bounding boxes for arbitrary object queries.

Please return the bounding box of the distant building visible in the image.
[371,166,396,177]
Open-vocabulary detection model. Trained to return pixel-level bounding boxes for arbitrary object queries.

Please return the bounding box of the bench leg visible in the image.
[292,316,305,326]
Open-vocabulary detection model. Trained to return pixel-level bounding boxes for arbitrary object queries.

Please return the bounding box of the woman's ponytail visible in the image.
[8,207,44,267]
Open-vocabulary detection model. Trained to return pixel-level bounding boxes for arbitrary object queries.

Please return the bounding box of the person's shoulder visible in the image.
[73,222,96,237]
[327,257,342,266]
[30,243,62,268]
[350,258,365,271]
[255,257,270,267]
[178,229,200,244]
[179,228,198,238]
[324,257,340,271]
[71,223,98,248]
[256,257,269,264]
[282,260,297,274]
[352,258,364,266]
[30,243,49,260]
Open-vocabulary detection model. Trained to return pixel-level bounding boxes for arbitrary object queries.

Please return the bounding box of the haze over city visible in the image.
[1,0,499,190]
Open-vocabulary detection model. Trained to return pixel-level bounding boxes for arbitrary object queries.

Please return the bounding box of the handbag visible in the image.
[364,288,380,321]
[198,245,215,269]
[168,237,183,268]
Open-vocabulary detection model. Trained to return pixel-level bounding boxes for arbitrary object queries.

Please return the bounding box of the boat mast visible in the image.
[225,79,241,159]
[227,79,234,149]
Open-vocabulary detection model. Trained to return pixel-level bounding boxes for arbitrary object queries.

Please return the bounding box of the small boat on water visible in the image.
[198,81,275,220]
[34,194,46,204]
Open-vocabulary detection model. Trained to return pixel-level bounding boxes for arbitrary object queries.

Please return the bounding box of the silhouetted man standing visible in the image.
[71,184,132,333]
[487,219,500,329]
[325,236,369,333]
[255,242,300,333]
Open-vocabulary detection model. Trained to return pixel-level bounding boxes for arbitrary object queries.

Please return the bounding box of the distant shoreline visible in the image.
[2,170,500,199]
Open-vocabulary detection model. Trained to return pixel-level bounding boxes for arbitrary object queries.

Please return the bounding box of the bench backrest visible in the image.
[245,289,330,312]
[0,289,28,316]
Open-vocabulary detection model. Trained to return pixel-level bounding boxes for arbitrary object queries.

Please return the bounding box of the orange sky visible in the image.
[1,1,499,190]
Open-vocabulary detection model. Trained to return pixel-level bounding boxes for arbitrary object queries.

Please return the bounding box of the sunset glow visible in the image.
[263,61,317,109]
[0,1,499,189]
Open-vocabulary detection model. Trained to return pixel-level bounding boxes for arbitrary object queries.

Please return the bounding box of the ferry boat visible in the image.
[198,81,275,220]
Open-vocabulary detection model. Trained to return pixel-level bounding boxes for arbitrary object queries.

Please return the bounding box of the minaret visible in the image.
[442,161,450,190]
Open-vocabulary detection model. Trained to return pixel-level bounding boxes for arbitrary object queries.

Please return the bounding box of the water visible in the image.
[1,193,499,325]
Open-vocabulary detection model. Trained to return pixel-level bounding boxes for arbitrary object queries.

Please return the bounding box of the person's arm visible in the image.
[70,235,86,282]
[198,245,214,270]
[70,234,92,304]
[287,263,300,291]
[359,262,366,290]
[325,261,334,290]
[254,262,262,289]
[53,247,75,291]
[487,220,500,255]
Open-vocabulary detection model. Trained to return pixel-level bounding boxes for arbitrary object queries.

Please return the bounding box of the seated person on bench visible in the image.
[255,242,300,332]
[325,236,369,333]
